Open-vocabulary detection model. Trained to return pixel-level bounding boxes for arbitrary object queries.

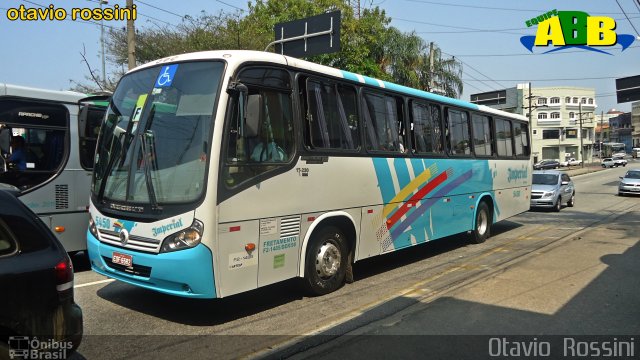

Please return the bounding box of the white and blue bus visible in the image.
[87,51,531,298]
[0,84,106,253]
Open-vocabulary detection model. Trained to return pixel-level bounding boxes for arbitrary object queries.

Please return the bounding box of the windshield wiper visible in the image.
[139,131,162,212]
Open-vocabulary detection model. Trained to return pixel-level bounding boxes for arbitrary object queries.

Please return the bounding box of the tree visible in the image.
[101,0,463,97]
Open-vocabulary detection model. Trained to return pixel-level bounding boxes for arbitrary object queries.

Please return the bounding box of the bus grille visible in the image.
[280,216,301,238]
[102,256,152,277]
[97,229,161,253]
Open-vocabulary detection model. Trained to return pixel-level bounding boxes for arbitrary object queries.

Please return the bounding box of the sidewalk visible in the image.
[290,205,640,359]
[562,162,604,177]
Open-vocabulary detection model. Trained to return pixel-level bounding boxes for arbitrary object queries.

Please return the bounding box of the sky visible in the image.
[1,0,639,113]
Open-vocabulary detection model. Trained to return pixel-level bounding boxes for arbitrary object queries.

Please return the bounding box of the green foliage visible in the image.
[105,0,463,97]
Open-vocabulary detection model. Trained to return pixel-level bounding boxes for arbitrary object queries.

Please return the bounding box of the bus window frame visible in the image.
[218,64,299,204]
[360,89,408,156]
[470,112,495,158]
[0,97,71,194]
[300,75,361,154]
[445,107,473,158]
[408,99,446,157]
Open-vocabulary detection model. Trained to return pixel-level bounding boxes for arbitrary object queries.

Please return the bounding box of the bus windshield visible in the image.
[92,61,224,207]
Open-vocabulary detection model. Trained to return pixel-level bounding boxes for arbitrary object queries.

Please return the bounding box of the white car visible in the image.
[560,158,581,167]
[602,157,627,168]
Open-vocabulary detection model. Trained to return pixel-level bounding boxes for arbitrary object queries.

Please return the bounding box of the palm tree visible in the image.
[419,43,463,98]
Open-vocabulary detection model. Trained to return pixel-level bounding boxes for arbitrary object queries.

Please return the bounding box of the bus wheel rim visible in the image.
[316,241,341,279]
[477,210,488,235]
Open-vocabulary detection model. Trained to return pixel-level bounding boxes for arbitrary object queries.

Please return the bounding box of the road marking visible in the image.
[74,279,115,288]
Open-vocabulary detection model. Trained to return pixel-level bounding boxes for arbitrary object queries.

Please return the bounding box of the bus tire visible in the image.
[304,226,348,296]
[471,201,491,244]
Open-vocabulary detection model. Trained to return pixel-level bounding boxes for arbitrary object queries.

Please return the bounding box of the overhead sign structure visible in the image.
[616,75,640,103]
[268,11,341,58]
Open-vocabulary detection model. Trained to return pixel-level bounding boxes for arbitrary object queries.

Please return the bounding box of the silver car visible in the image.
[530,170,575,211]
[618,169,640,196]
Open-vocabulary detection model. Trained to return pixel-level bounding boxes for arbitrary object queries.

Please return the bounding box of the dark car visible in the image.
[533,159,560,170]
[0,189,82,358]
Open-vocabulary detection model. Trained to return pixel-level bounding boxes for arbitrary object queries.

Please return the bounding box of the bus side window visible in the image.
[223,67,294,188]
[447,108,471,155]
[363,92,404,153]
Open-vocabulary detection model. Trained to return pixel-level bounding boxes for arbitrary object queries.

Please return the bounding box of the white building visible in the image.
[471,84,597,163]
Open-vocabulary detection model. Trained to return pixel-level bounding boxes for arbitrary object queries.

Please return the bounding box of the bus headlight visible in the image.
[89,217,99,239]
[160,219,204,253]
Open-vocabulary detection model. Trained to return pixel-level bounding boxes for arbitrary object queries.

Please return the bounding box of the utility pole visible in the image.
[579,102,584,168]
[126,0,136,70]
[599,110,604,157]
[429,42,435,92]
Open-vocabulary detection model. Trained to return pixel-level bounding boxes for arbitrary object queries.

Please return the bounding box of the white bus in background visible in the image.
[87,50,531,299]
[0,83,106,253]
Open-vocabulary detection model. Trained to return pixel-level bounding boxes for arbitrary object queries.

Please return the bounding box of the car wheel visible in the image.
[470,201,492,244]
[601,164,606,168]
[304,226,348,296]
[567,193,575,207]
[623,164,626,167]
[554,196,562,212]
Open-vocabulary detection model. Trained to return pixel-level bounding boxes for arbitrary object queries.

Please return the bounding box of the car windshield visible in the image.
[532,173,558,185]
[624,171,640,179]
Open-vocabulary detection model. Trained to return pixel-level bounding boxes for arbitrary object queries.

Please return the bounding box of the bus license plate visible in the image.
[112,252,133,268]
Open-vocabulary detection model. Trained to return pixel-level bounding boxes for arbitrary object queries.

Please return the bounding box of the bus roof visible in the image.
[0,83,87,104]
[132,50,528,122]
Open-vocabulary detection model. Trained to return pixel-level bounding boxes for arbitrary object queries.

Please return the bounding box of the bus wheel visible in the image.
[471,201,491,244]
[304,226,348,296]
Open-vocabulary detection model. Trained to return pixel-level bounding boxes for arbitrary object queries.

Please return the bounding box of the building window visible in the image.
[550,97,560,104]
[566,129,578,139]
[569,112,575,119]
[581,97,587,104]
[537,97,547,105]
[542,129,560,139]
[538,113,548,119]
[565,97,571,103]
[550,112,560,119]
[588,98,594,104]
[532,129,538,135]
[573,97,578,103]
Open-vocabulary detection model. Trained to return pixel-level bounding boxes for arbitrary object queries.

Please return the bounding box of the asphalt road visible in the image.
[69,161,640,359]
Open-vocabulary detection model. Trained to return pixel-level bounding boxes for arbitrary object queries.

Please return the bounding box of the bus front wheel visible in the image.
[304,226,348,296]
[471,201,492,244]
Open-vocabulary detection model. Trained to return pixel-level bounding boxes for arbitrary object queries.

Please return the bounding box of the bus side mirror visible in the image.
[0,128,10,154]
[78,105,89,137]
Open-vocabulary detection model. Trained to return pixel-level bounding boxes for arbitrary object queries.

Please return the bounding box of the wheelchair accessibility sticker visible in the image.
[155,64,178,88]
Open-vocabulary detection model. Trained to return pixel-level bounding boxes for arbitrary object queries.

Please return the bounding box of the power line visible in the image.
[447,45,640,57]
[135,0,186,19]
[394,17,528,35]
[20,0,118,30]
[85,0,178,27]
[216,0,245,12]
[616,0,640,37]
[463,76,625,82]
[401,0,626,15]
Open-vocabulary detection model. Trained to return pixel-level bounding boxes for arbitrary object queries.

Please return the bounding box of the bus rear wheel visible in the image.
[471,201,491,244]
[304,226,348,296]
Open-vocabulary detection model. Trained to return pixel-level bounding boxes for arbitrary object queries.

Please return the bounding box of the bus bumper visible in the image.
[87,231,216,298]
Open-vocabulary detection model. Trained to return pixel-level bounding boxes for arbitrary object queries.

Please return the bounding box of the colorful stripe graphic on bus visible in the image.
[113,220,136,233]
[372,158,493,252]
